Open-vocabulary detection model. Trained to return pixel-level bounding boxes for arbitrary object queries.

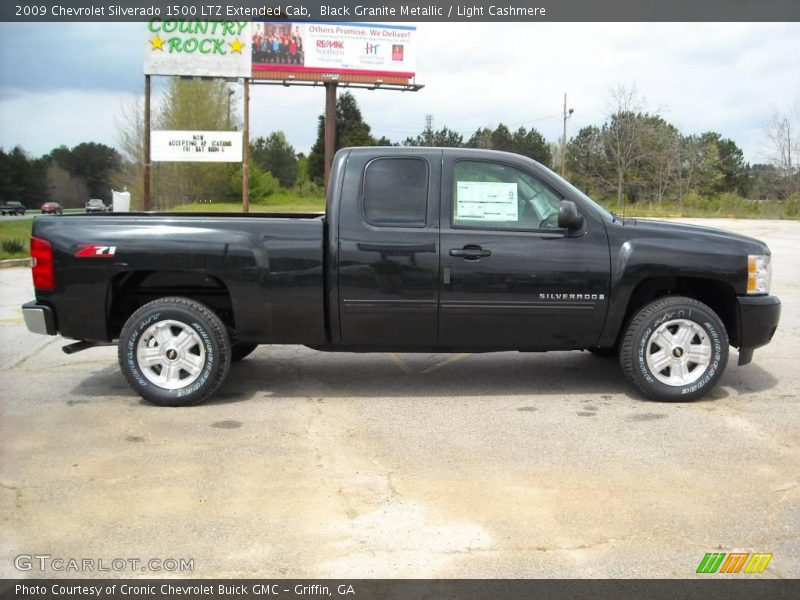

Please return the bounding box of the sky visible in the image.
[1,21,798,163]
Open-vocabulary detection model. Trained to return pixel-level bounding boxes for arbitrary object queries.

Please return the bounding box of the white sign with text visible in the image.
[151,130,243,162]
[455,181,519,222]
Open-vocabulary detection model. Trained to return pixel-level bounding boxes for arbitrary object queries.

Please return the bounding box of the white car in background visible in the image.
[85,199,110,213]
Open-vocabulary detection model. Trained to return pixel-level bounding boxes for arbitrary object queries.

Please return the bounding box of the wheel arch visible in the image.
[107,270,236,340]
[614,276,740,348]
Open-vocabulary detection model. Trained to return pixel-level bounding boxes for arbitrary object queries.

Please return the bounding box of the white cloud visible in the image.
[0,89,139,155]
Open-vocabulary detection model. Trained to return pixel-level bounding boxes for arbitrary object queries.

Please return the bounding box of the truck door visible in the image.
[337,149,441,348]
[438,155,610,350]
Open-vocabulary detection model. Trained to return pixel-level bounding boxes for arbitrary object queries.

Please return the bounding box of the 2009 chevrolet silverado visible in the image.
[22,147,781,406]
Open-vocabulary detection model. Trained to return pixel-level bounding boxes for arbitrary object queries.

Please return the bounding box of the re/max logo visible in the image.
[696,552,773,574]
[316,40,344,49]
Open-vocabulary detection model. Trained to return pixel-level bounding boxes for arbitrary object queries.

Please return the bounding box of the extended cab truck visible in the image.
[22,148,780,406]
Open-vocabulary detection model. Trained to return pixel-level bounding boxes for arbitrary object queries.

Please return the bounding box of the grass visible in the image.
[598,194,799,220]
[0,220,33,260]
[170,190,326,214]
[172,200,325,214]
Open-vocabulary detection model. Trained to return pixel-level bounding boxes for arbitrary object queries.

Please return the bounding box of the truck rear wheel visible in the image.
[619,296,728,401]
[118,297,231,406]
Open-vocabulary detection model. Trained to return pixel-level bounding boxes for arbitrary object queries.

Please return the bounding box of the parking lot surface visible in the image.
[1,218,798,578]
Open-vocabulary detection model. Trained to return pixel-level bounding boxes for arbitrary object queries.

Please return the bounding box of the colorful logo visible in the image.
[316,40,344,49]
[696,552,773,574]
[75,245,117,258]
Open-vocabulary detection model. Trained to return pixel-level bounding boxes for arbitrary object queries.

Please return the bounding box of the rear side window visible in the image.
[363,158,428,227]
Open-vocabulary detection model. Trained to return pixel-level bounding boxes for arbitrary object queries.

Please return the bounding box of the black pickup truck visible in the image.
[22,147,780,406]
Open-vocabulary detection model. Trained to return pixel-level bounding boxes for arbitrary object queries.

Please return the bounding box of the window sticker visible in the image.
[456,181,518,222]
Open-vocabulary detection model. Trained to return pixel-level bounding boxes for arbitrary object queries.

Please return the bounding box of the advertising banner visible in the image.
[144,19,252,77]
[252,22,416,78]
[151,130,243,162]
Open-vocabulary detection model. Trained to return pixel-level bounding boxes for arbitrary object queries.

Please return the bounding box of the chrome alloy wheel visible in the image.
[136,319,206,390]
[645,318,712,387]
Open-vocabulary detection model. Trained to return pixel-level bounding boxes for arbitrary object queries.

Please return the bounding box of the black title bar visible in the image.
[3,0,800,22]
[2,579,800,600]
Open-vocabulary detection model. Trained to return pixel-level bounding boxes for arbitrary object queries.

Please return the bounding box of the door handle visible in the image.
[449,246,491,260]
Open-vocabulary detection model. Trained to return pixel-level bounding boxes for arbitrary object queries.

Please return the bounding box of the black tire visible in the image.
[118,297,231,406]
[619,296,728,401]
[231,343,258,362]
[589,346,618,358]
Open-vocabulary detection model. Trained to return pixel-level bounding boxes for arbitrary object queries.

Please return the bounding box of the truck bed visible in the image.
[31,213,328,345]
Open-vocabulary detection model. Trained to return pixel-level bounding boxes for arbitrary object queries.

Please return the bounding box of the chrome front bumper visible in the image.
[22,301,57,336]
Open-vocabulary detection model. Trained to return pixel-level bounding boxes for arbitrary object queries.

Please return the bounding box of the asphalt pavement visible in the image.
[0,218,797,578]
[0,208,84,222]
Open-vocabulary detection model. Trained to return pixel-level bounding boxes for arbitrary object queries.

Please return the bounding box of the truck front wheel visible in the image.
[118,297,231,406]
[619,296,728,401]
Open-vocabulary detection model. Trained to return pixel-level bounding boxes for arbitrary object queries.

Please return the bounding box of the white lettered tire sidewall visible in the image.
[621,297,728,402]
[118,297,231,406]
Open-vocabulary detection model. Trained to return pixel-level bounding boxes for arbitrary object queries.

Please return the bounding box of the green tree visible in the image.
[251,132,298,188]
[48,142,121,200]
[510,126,551,166]
[229,163,280,203]
[0,147,49,206]
[466,124,550,165]
[308,91,379,183]
[566,125,610,197]
[749,164,787,200]
[635,116,681,204]
[704,134,750,196]
[404,125,463,147]
[467,127,494,149]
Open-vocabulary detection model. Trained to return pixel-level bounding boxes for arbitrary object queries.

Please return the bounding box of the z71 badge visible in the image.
[75,245,116,258]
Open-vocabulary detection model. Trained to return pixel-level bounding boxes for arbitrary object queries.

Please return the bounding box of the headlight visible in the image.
[747,254,771,294]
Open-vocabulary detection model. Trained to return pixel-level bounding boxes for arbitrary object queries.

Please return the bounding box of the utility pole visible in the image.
[227,88,235,128]
[143,74,151,211]
[242,78,250,213]
[788,120,794,194]
[561,92,574,178]
[323,82,337,191]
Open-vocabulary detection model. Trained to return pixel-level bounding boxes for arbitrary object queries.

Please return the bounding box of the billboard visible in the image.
[252,22,416,79]
[144,20,252,77]
[151,131,243,162]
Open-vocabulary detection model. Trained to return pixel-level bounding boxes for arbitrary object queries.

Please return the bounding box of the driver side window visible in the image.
[452,161,563,230]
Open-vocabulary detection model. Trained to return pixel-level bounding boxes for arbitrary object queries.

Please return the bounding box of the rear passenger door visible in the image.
[337,149,442,348]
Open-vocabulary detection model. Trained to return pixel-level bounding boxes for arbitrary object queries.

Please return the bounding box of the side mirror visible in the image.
[558,200,584,230]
